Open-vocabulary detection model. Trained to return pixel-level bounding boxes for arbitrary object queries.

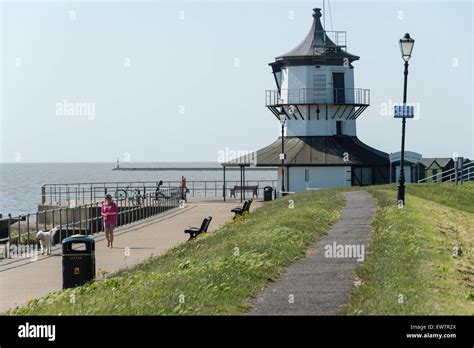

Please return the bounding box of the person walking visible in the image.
[101,194,117,248]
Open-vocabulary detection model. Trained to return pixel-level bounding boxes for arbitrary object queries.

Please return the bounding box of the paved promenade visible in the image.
[250,190,377,315]
[0,197,259,313]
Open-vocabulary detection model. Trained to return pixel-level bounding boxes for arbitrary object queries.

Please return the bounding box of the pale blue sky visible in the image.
[1,0,472,162]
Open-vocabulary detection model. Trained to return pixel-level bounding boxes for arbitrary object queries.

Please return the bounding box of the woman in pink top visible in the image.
[101,194,118,248]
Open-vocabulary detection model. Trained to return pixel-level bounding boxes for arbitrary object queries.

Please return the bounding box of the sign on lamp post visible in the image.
[394,105,415,118]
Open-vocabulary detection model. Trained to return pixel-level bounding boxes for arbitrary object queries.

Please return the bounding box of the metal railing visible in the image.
[313,30,347,49]
[418,161,474,183]
[41,180,277,205]
[265,88,370,106]
[0,187,181,257]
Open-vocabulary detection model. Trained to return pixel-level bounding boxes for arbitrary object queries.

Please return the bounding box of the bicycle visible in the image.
[114,186,145,206]
[130,189,146,206]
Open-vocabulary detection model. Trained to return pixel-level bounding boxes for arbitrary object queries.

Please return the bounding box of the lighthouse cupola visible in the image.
[266,7,370,137]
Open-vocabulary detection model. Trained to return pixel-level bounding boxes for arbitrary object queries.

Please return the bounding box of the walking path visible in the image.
[250,190,377,315]
[0,198,260,313]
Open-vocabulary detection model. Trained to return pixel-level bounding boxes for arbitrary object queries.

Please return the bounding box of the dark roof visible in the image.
[420,157,455,169]
[420,158,436,167]
[436,158,454,168]
[223,136,389,167]
[271,8,359,68]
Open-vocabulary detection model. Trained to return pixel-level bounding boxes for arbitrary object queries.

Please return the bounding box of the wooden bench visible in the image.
[184,216,212,240]
[230,185,258,198]
[231,199,253,219]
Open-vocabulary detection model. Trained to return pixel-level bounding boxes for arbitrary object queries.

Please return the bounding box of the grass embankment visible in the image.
[407,182,474,213]
[344,184,474,315]
[8,190,344,315]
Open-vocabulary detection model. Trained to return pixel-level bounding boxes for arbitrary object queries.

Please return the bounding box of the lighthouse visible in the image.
[224,7,390,192]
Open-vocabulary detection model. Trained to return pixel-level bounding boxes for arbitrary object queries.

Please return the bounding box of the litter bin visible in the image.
[62,235,95,289]
[264,186,273,201]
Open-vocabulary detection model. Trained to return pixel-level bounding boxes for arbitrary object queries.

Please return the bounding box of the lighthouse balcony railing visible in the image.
[313,31,347,50]
[265,88,370,107]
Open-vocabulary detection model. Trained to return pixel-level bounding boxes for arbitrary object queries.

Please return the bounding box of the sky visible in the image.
[0,0,473,163]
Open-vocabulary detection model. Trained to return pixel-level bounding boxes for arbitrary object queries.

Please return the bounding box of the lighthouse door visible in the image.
[332,73,346,104]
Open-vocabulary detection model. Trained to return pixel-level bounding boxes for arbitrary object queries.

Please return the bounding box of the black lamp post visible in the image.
[397,33,415,205]
[279,110,286,193]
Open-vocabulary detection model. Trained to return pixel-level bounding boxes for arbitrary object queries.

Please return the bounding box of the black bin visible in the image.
[62,235,95,289]
[264,186,273,201]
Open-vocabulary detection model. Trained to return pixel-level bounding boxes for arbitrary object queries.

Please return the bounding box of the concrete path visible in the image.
[0,198,260,313]
[250,190,377,315]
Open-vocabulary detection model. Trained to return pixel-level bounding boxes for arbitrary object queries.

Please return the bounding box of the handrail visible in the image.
[265,88,370,106]
[418,167,456,183]
[418,161,474,183]
[313,30,347,48]
[41,180,277,205]
[0,187,182,255]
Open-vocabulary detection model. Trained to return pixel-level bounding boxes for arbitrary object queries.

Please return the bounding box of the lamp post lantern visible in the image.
[397,33,415,205]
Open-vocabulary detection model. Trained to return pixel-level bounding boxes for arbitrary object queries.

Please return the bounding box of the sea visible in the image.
[0,162,277,216]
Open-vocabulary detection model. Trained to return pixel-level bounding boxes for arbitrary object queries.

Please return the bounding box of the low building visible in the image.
[389,151,423,183]
[420,158,454,182]
[420,158,442,182]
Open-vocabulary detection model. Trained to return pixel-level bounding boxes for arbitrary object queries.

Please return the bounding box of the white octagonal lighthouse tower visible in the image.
[268,7,366,137]
[225,7,390,192]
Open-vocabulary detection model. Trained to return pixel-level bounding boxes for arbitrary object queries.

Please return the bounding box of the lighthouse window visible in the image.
[336,121,343,135]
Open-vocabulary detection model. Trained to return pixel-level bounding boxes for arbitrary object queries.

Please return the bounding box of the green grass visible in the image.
[7,190,344,315]
[8,183,474,315]
[406,182,474,213]
[343,187,474,315]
